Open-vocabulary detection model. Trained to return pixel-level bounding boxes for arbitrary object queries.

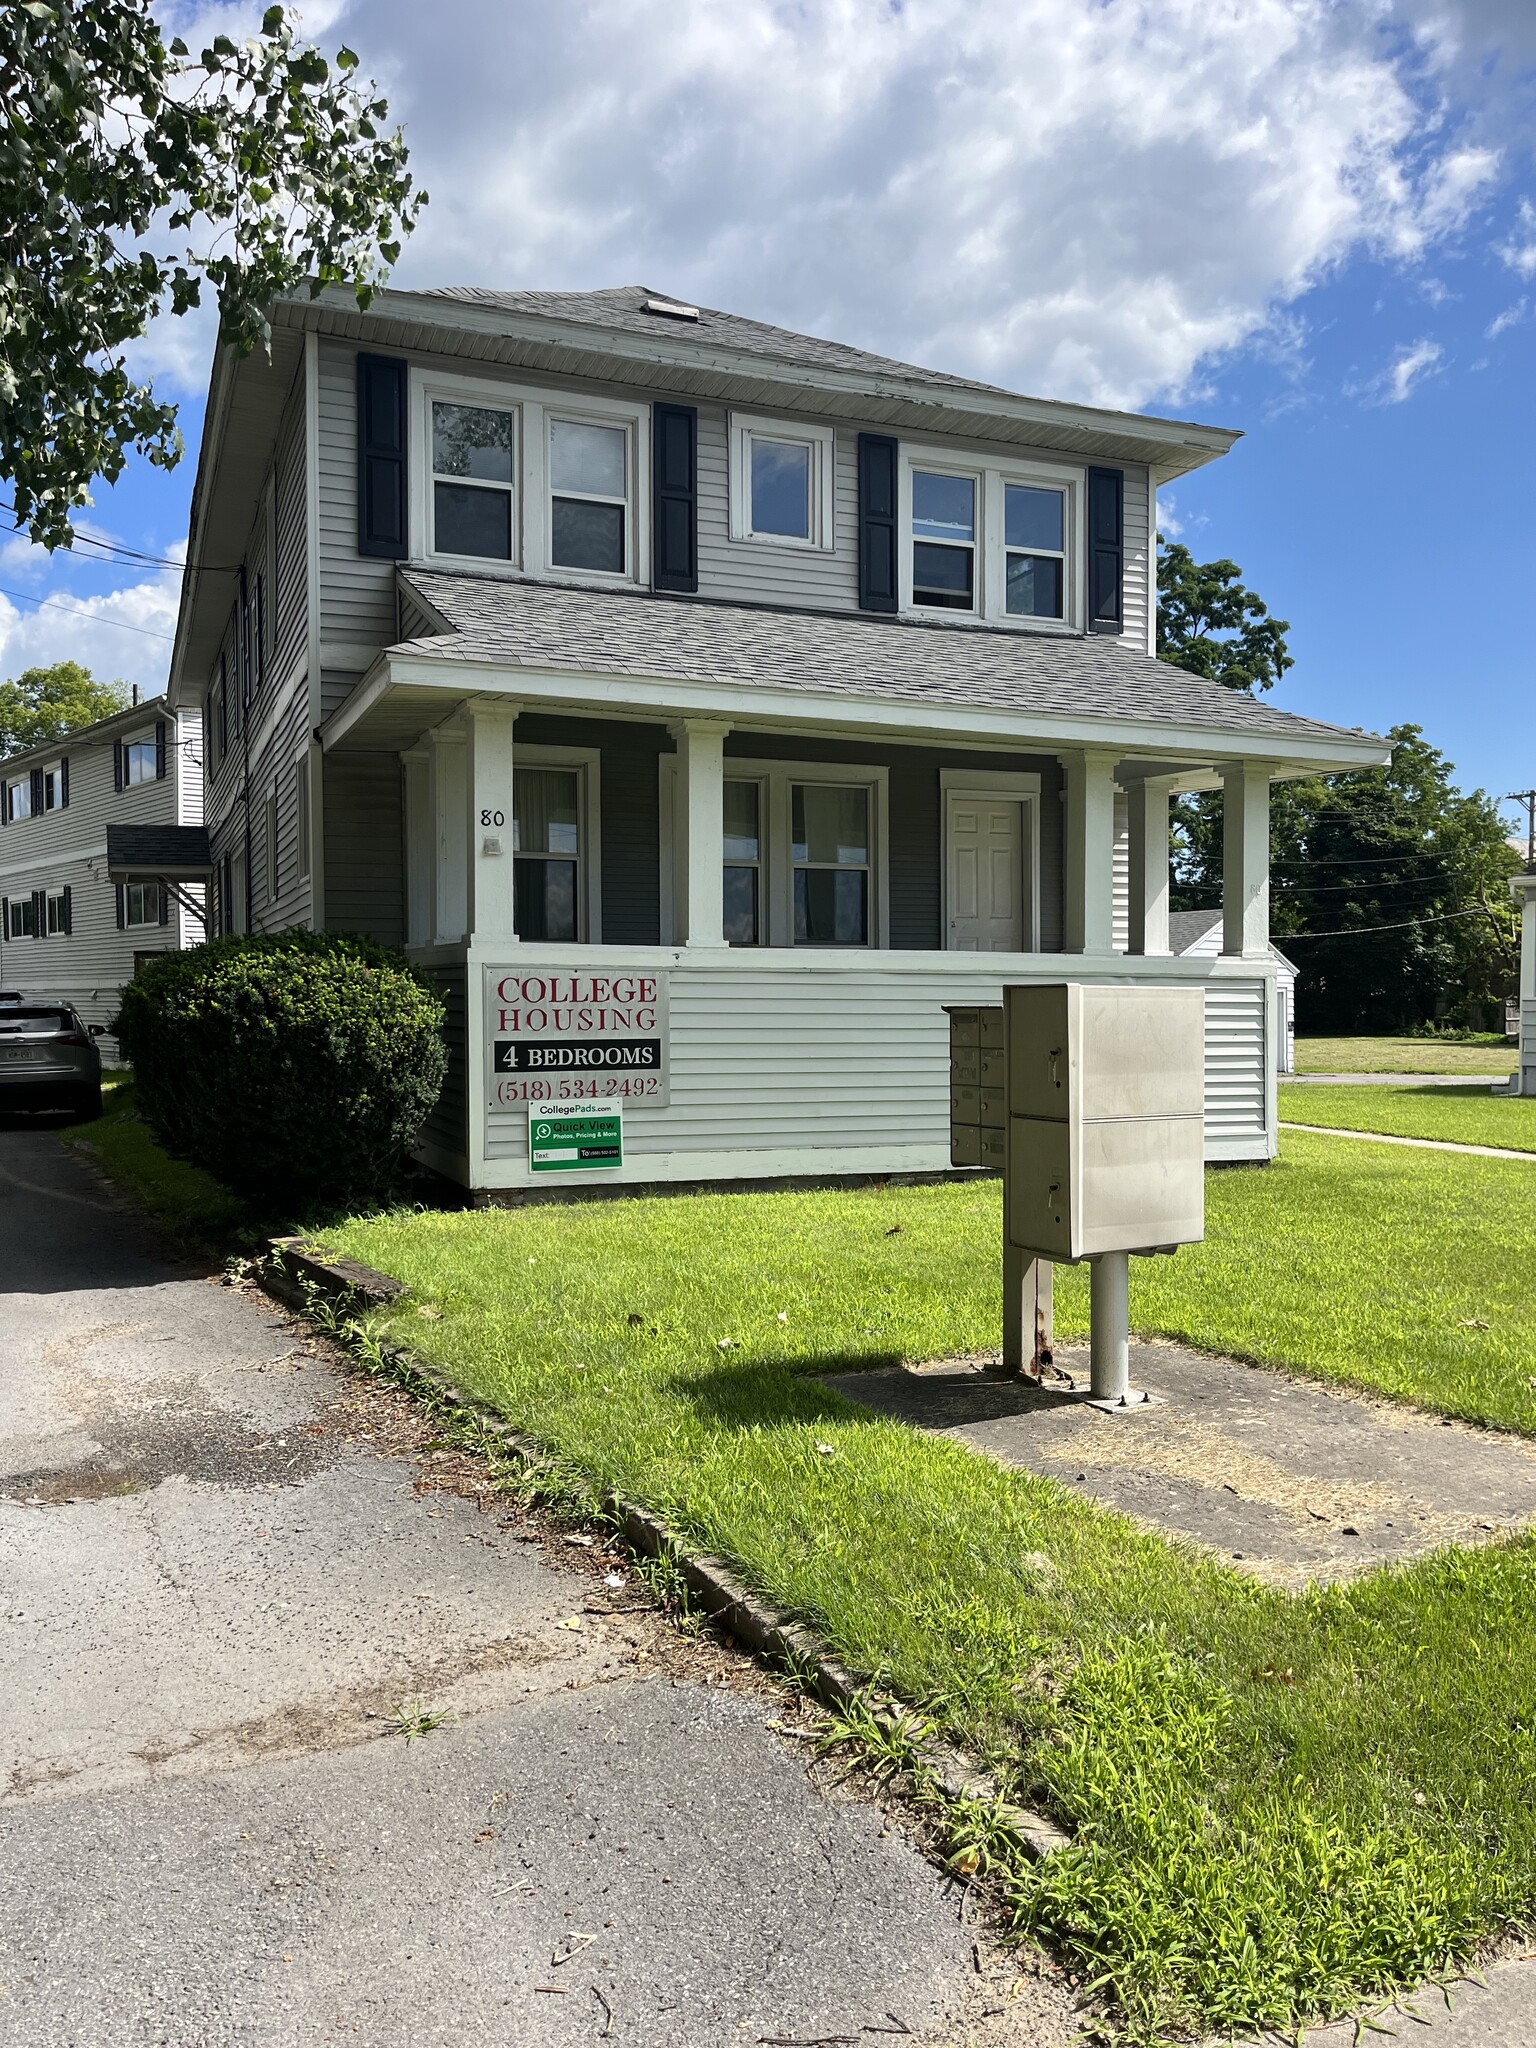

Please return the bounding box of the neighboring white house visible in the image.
[163,282,1388,1196]
[1168,908,1297,1074]
[1513,868,1536,1097]
[0,700,205,1054]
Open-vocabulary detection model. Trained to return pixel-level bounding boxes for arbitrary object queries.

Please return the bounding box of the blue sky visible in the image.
[4,0,1533,836]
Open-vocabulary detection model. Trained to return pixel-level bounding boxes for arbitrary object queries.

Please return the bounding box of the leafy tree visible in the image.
[0,661,130,758]
[1,1,424,549]
[1173,726,1520,1032]
[1157,539,1293,694]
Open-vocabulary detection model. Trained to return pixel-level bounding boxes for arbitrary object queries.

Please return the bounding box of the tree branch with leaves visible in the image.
[1157,538,1292,694]
[0,0,425,549]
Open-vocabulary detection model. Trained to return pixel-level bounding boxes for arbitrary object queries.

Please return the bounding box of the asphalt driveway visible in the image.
[0,1120,1075,2048]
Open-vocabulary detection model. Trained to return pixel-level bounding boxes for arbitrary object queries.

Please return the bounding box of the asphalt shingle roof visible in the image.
[394,571,1372,749]
[105,825,211,873]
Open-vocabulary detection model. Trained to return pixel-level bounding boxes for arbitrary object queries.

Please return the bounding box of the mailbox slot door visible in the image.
[1005,1116,1073,1259]
[1077,1114,1205,1257]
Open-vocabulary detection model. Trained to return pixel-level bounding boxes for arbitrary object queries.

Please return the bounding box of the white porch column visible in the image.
[671,718,731,947]
[1126,776,1177,957]
[1061,748,1118,954]
[1221,762,1272,959]
[1514,873,1536,1097]
[463,699,520,943]
[430,725,467,944]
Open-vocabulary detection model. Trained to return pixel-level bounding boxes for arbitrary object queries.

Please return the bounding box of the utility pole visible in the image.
[1506,790,1536,870]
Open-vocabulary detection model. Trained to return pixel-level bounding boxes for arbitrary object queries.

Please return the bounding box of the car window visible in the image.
[0,1006,72,1032]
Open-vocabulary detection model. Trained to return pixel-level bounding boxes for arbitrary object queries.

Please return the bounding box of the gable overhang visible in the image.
[271,287,1240,482]
[320,648,1390,782]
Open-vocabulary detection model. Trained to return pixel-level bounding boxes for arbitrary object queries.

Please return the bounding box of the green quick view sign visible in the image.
[528,1102,623,1174]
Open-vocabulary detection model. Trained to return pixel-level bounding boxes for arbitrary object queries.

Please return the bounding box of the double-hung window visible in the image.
[548,418,629,576]
[792,784,871,946]
[122,735,156,786]
[6,897,36,937]
[5,776,32,823]
[1004,483,1066,620]
[124,882,160,927]
[45,888,68,935]
[723,780,764,945]
[513,766,582,942]
[431,400,516,561]
[41,764,63,811]
[911,471,977,611]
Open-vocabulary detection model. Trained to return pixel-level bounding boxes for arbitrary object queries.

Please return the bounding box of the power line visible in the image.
[1505,789,1536,868]
[1281,907,1495,941]
[2,503,239,575]
[0,583,175,642]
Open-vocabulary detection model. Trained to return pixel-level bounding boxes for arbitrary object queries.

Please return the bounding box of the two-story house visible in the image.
[0,699,204,1051]
[162,283,1387,1196]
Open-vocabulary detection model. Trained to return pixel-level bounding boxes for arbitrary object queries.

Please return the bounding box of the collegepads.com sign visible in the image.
[486,968,669,1107]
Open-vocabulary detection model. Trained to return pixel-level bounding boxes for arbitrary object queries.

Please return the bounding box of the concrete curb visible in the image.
[262,1234,1069,1862]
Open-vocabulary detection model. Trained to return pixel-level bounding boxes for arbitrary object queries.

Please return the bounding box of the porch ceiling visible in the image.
[322,571,1389,776]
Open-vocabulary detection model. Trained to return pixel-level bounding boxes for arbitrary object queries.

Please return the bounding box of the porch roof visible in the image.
[325,571,1388,773]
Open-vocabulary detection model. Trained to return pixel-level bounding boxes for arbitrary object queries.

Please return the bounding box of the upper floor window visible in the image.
[431,400,516,561]
[122,734,157,786]
[729,415,834,550]
[911,470,977,612]
[549,417,629,576]
[4,776,32,822]
[1005,483,1066,621]
[41,763,63,810]
[6,896,36,937]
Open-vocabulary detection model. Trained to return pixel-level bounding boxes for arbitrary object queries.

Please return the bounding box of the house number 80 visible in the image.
[480,809,506,828]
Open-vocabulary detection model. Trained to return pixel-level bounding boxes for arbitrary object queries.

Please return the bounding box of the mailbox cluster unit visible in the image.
[948,983,1207,1404]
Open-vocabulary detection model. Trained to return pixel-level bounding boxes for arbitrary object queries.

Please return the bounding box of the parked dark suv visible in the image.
[0,991,104,1118]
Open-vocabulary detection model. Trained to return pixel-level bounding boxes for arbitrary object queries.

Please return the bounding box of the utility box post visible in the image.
[1003,982,1206,1410]
[948,1004,1052,1378]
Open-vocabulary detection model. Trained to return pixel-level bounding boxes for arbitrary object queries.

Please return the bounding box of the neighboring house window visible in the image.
[430,400,516,561]
[911,470,977,612]
[792,784,871,946]
[121,734,157,786]
[513,765,581,941]
[729,416,834,550]
[6,896,36,937]
[548,417,629,576]
[5,776,32,822]
[723,780,763,946]
[295,753,311,880]
[124,882,160,927]
[1004,483,1066,620]
[266,787,279,902]
[41,764,64,811]
[253,572,266,691]
[45,887,69,935]
[217,658,229,760]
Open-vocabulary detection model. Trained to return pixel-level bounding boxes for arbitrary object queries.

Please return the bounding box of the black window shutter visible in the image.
[158,883,170,926]
[113,740,124,792]
[59,755,69,808]
[1,897,8,934]
[62,884,72,935]
[857,434,899,614]
[155,718,168,779]
[33,888,46,935]
[651,403,698,594]
[357,353,410,560]
[115,884,126,931]
[30,766,44,815]
[1087,466,1124,635]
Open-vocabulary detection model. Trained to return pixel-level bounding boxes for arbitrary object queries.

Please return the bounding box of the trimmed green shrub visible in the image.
[113,931,447,1213]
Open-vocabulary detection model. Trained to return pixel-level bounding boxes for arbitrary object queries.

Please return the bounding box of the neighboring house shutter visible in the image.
[32,888,46,935]
[59,756,69,808]
[30,766,44,815]
[1087,466,1124,635]
[1,897,7,935]
[356,353,410,559]
[113,740,124,792]
[159,883,170,926]
[155,718,168,779]
[115,885,126,930]
[61,885,72,935]
[651,403,698,594]
[857,434,899,614]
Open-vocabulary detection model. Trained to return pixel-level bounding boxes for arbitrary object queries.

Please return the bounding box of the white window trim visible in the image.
[899,445,1084,633]
[544,403,647,589]
[514,743,604,944]
[413,370,522,572]
[727,412,835,552]
[122,730,158,787]
[939,768,1043,953]
[41,761,63,812]
[45,886,68,936]
[660,755,889,950]
[124,880,159,928]
[6,776,32,823]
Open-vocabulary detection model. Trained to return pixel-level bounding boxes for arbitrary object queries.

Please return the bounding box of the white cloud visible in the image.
[1486,297,1528,337]
[314,0,1515,409]
[1357,336,1447,403]
[0,568,180,702]
[1498,197,1536,278]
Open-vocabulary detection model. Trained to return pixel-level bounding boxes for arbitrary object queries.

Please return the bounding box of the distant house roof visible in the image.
[393,570,1376,755]
[1169,907,1297,975]
[106,824,211,881]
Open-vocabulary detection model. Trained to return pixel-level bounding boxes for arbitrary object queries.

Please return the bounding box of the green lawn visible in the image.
[68,1076,247,1253]
[1296,1033,1516,1076]
[324,1139,1536,2040]
[1281,1081,1536,1154]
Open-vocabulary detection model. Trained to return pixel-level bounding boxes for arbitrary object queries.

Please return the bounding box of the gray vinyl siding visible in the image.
[694,405,858,610]
[317,338,396,655]
[321,669,358,722]
[0,706,194,1051]
[323,752,403,943]
[246,682,316,935]
[273,377,308,684]
[398,591,441,643]
[1203,978,1270,1143]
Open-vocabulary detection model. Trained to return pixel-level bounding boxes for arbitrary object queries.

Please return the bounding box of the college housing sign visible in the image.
[485,967,669,1108]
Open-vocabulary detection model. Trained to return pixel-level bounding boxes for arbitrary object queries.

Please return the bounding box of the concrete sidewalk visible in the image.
[0,1122,1074,2048]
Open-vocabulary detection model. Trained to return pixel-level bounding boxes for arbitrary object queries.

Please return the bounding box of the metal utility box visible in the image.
[946,1005,1006,1169]
[1004,984,1205,1262]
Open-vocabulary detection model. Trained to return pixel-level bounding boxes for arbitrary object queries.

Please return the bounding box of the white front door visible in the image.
[948,797,1025,951]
